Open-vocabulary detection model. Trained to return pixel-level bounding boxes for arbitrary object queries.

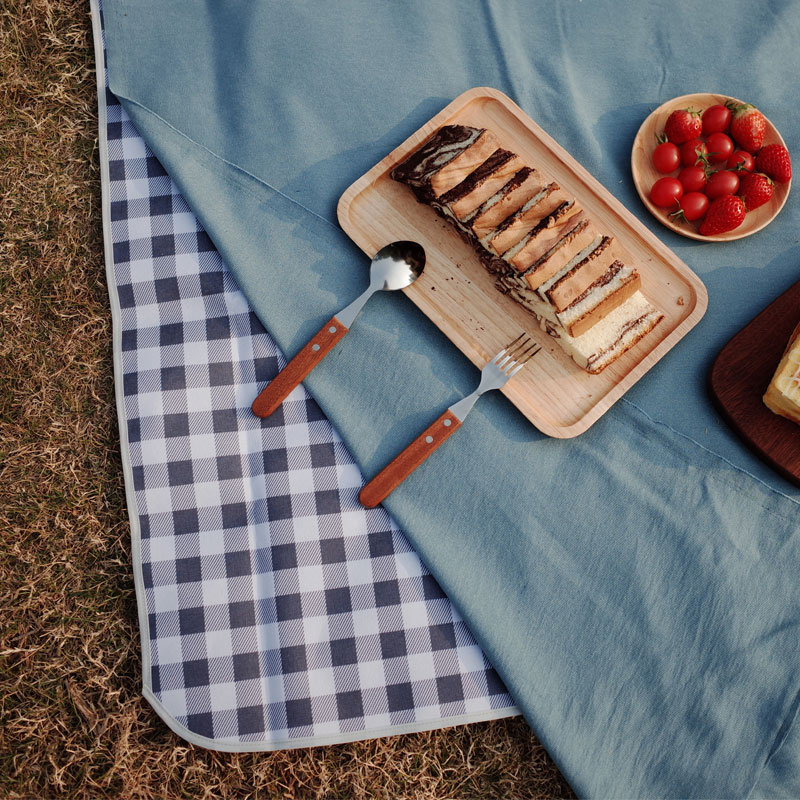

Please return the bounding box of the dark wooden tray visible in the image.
[708,278,800,487]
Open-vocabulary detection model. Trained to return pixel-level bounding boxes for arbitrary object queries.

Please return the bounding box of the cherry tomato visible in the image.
[652,141,680,173]
[705,170,740,199]
[706,132,734,164]
[649,176,684,208]
[727,150,755,172]
[701,104,732,135]
[678,165,708,193]
[674,191,709,222]
[679,138,708,167]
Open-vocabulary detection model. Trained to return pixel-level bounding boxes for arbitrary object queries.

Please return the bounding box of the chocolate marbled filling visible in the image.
[390,125,482,200]
[391,124,663,372]
[438,148,517,205]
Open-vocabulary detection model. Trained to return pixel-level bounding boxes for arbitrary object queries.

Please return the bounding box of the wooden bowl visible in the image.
[631,93,791,241]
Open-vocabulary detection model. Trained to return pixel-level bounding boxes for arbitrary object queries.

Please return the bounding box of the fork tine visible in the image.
[508,346,541,376]
[505,332,529,355]
[491,332,525,365]
[515,340,541,364]
[502,334,535,362]
[489,333,540,377]
[502,341,540,375]
[504,332,527,351]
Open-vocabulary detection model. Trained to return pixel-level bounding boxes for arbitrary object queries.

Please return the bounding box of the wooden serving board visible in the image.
[709,278,800,487]
[337,87,708,438]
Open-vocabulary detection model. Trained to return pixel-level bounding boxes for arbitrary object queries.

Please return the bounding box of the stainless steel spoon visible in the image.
[251,240,426,418]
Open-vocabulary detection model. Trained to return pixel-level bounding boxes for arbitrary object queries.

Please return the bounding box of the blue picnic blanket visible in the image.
[101,1,800,796]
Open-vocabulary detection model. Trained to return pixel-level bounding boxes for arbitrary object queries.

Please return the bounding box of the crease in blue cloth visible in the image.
[101,1,800,796]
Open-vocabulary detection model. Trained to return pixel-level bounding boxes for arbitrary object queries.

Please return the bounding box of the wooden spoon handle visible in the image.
[358,410,461,508]
[251,315,348,418]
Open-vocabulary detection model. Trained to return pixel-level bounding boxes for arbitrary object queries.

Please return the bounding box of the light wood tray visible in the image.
[337,87,708,438]
[631,92,791,241]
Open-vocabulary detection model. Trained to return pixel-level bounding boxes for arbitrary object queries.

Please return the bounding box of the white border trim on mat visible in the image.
[90,0,519,752]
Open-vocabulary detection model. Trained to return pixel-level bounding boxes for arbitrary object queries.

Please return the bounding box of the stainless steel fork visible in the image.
[359,333,541,508]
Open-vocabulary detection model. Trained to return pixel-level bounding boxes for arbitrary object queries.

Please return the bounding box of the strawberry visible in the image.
[755,143,792,183]
[664,108,702,145]
[738,172,774,210]
[699,195,746,236]
[726,101,767,153]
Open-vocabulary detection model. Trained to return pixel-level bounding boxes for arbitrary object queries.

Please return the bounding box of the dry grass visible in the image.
[0,1,575,797]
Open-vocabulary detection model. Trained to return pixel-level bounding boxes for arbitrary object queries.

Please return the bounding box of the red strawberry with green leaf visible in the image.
[664,108,702,145]
[699,195,746,236]
[755,144,792,183]
[726,101,767,153]
[738,172,774,210]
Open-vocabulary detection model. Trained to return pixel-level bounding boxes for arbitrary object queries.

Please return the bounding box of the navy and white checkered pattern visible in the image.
[97,13,517,746]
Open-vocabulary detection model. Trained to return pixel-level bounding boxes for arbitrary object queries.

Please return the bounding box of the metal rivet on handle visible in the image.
[425,435,433,443]
[443,419,452,427]
[329,326,337,333]
[312,344,320,351]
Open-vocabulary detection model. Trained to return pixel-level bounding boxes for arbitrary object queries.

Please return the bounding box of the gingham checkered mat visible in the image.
[94,6,517,749]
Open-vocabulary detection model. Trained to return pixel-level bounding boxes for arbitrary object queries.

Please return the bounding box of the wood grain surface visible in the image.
[337,87,708,438]
[631,92,791,241]
[709,278,800,487]
[359,410,462,507]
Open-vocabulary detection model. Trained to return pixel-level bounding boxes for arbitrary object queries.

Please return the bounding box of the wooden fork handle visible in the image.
[359,410,461,508]
[251,315,348,418]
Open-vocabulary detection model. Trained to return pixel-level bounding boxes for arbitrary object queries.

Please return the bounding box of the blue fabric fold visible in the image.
[101,1,800,796]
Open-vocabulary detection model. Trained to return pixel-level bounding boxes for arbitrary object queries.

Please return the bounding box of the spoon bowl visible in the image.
[369,240,426,291]
[252,240,426,418]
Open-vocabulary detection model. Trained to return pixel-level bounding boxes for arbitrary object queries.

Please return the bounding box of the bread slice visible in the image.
[550,293,664,374]
[487,184,570,256]
[557,263,641,337]
[545,237,618,311]
[763,321,800,424]
[429,130,502,197]
[507,205,586,275]
[444,151,525,220]
[390,125,483,200]
[522,218,597,291]
[470,168,543,239]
